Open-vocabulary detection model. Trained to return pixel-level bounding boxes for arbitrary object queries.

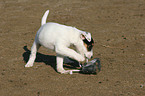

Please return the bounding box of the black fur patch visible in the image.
[83,38,94,51]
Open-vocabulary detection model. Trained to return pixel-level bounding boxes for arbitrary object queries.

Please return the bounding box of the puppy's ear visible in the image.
[80,32,92,42]
[80,34,86,40]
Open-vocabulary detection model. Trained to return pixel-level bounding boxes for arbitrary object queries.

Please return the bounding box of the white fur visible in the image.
[25,10,93,74]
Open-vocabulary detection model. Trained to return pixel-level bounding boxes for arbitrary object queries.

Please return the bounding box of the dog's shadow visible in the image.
[23,46,80,71]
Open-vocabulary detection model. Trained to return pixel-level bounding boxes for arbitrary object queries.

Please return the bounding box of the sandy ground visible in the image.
[0,0,145,96]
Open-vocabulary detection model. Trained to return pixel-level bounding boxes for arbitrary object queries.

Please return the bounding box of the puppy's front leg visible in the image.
[55,43,85,62]
[56,54,65,73]
[56,54,71,74]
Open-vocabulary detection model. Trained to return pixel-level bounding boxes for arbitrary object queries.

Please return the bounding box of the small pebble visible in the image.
[99,81,102,84]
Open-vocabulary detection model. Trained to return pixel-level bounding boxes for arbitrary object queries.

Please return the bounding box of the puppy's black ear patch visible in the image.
[83,38,94,45]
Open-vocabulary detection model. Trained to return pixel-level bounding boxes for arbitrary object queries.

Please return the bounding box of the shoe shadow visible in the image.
[23,46,80,72]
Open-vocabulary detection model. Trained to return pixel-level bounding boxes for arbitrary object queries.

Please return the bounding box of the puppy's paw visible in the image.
[60,71,71,74]
[57,68,71,74]
[25,63,33,67]
[77,55,85,62]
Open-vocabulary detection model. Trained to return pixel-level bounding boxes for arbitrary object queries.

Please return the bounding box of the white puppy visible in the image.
[25,10,94,74]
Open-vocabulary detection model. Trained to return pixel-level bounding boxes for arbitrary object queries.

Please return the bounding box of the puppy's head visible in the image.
[80,32,94,59]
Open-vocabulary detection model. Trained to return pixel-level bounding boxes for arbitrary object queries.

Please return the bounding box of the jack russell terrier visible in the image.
[25,10,94,74]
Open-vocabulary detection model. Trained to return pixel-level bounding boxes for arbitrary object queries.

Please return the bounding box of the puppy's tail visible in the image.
[41,10,49,26]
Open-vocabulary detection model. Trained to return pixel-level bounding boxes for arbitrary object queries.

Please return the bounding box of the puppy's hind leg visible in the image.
[25,41,41,67]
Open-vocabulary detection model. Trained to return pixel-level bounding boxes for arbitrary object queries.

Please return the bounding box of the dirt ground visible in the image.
[0,0,145,96]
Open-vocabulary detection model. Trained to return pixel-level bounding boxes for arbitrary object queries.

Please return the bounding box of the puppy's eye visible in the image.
[87,45,93,51]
